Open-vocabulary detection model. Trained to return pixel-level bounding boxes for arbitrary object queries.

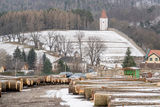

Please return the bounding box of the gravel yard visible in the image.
[0,85,69,107]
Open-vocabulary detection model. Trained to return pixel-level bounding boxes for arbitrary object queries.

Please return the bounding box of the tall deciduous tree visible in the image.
[75,31,85,59]
[122,47,136,68]
[45,32,56,52]
[86,36,106,66]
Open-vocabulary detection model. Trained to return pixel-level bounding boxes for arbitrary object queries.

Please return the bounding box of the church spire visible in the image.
[100,9,108,31]
[101,9,107,18]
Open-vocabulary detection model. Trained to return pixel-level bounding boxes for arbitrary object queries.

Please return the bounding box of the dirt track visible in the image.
[0,85,69,107]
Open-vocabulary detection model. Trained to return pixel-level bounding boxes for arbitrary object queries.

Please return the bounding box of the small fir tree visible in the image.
[57,60,70,72]
[43,58,52,74]
[22,49,27,62]
[42,53,46,64]
[122,47,136,68]
[13,46,22,60]
[27,48,37,69]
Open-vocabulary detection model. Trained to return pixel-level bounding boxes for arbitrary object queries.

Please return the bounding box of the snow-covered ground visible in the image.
[0,30,144,67]
[0,42,59,63]
[113,98,160,103]
[39,30,144,56]
[41,88,94,107]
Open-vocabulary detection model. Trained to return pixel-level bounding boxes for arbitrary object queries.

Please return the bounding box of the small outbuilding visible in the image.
[123,67,140,79]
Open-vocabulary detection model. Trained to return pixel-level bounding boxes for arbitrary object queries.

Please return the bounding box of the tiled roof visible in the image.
[148,50,160,57]
[101,9,107,18]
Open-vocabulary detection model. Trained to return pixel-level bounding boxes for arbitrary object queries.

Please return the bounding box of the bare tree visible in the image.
[6,35,12,42]
[55,35,73,56]
[0,49,8,67]
[54,34,63,53]
[30,32,41,49]
[85,36,106,66]
[17,33,28,44]
[60,35,73,56]
[45,32,56,52]
[75,31,85,59]
[11,34,16,42]
[66,39,74,56]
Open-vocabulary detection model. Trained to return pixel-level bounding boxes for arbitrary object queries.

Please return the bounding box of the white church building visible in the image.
[100,9,108,31]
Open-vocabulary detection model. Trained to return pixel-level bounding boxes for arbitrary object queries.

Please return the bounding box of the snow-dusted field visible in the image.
[0,42,59,63]
[0,30,144,67]
[39,30,144,56]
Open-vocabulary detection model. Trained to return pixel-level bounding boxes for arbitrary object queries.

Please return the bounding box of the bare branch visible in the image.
[75,31,85,59]
[45,32,56,51]
[85,36,106,66]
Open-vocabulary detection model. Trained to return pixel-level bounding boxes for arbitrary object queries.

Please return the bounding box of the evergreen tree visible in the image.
[43,58,52,74]
[57,60,70,72]
[27,48,37,69]
[22,49,27,62]
[122,47,136,68]
[13,46,22,60]
[42,53,46,64]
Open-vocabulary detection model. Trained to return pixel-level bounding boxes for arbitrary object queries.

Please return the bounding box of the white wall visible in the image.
[100,18,108,31]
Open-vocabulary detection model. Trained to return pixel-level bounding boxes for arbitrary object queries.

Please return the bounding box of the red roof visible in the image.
[148,50,160,57]
[101,9,107,18]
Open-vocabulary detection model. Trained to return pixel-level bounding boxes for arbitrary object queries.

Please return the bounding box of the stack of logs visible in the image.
[0,75,70,98]
[69,77,160,107]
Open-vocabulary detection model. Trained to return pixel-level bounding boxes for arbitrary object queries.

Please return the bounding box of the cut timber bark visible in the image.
[157,82,160,86]
[9,80,23,92]
[0,80,10,92]
[31,78,40,85]
[30,80,33,86]
[1,81,7,92]
[84,88,95,100]
[39,76,46,83]
[45,76,51,83]
[94,93,111,106]
[0,81,1,97]
[9,80,18,91]
[61,78,69,84]
[0,88,1,97]
[23,78,30,86]
[17,81,23,91]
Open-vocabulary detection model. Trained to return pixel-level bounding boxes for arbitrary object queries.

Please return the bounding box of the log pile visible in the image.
[0,81,1,97]
[0,75,70,98]
[69,77,160,107]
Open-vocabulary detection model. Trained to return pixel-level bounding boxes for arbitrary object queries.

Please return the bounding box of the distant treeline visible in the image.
[0,9,95,35]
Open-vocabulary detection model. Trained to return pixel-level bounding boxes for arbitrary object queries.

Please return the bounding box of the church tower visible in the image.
[100,10,108,31]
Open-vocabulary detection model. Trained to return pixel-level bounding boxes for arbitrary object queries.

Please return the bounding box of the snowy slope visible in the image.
[39,30,144,65]
[0,30,144,67]
[0,42,59,63]
[38,30,144,56]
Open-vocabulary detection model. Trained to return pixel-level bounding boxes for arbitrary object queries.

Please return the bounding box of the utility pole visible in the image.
[15,58,17,77]
[65,62,66,73]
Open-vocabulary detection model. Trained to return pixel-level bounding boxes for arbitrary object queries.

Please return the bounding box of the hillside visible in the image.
[0,42,59,63]
[0,29,144,68]
[1,0,160,54]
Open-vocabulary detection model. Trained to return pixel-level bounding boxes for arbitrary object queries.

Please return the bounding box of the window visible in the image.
[150,58,152,61]
[155,58,159,61]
